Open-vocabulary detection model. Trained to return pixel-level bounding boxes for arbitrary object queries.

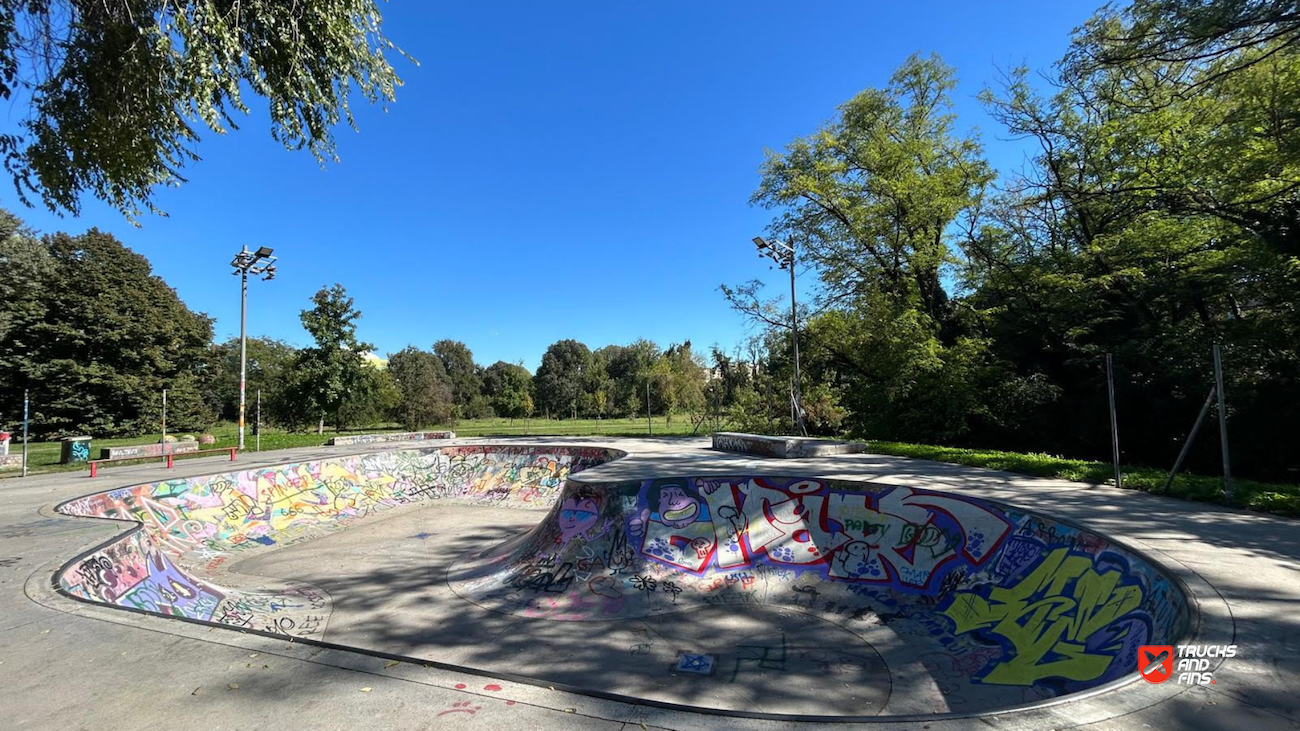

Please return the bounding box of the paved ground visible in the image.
[1,437,1296,730]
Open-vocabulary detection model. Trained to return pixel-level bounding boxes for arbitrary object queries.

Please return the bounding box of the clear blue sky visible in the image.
[1,1,1101,371]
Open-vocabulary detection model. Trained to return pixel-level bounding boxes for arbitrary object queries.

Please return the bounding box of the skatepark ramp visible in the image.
[52,444,1193,718]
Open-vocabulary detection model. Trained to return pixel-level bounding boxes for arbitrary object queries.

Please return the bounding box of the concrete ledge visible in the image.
[328,430,456,446]
[99,441,199,460]
[0,453,23,470]
[711,431,866,458]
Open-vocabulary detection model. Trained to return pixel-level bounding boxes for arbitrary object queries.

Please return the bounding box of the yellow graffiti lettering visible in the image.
[942,548,1142,685]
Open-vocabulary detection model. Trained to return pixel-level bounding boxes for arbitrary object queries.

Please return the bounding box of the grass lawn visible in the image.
[2,416,703,477]
[865,440,1300,518]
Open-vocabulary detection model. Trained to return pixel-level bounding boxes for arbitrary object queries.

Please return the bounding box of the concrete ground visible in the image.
[1,437,1296,730]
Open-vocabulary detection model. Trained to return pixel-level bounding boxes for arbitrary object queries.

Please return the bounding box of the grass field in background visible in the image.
[5,419,1295,518]
[865,440,1300,518]
[3,416,702,476]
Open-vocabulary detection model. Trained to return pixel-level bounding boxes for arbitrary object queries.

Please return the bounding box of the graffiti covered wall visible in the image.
[449,475,1191,698]
[56,445,623,639]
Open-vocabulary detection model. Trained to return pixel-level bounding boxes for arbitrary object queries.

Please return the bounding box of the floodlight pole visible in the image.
[231,246,277,451]
[753,236,806,436]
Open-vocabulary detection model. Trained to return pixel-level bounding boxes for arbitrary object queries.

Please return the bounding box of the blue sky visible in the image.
[1,1,1101,371]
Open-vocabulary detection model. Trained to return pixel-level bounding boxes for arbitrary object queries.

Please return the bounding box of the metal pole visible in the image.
[1213,344,1234,504]
[237,266,248,450]
[1106,353,1121,488]
[256,388,262,452]
[21,389,29,478]
[161,388,167,454]
[646,379,652,436]
[788,248,806,437]
[1163,387,1216,493]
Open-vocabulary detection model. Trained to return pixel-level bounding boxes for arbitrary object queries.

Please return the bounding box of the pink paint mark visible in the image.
[454,683,466,689]
[484,684,501,691]
[436,701,481,717]
[506,700,516,706]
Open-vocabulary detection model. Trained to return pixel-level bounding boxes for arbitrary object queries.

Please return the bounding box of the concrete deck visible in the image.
[2,437,1296,730]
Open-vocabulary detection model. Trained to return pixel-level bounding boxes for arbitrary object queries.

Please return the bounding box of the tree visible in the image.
[0,210,52,382]
[600,340,659,417]
[432,339,490,419]
[386,347,453,430]
[0,0,410,220]
[290,284,373,433]
[482,361,533,422]
[337,363,399,430]
[206,337,298,423]
[738,54,997,440]
[1,223,215,436]
[533,339,592,419]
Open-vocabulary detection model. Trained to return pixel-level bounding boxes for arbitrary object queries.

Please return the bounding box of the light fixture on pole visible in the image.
[753,236,806,436]
[231,245,278,451]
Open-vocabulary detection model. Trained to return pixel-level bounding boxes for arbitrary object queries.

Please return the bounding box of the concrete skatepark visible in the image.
[1,437,1296,729]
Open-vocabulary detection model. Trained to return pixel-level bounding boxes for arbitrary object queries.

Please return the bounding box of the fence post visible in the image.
[1106,353,1122,488]
[90,461,97,478]
[1213,344,1234,504]
[229,447,237,461]
[1163,387,1216,494]
[166,454,173,469]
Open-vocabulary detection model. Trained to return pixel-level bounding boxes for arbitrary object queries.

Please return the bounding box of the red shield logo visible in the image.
[1139,645,1174,683]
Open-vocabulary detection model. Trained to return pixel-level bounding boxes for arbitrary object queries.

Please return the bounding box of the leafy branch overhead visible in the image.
[0,0,411,219]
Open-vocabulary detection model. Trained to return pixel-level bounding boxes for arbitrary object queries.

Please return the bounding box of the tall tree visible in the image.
[1,224,215,436]
[482,360,533,422]
[738,54,998,440]
[0,0,410,219]
[533,339,592,419]
[289,284,373,433]
[386,347,453,430]
[432,339,490,419]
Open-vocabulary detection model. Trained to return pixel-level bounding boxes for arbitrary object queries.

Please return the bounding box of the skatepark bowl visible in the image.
[53,444,1193,721]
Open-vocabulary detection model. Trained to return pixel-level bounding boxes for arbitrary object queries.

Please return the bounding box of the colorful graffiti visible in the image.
[55,445,624,637]
[942,546,1150,687]
[630,478,1012,591]
[449,474,1189,701]
[55,456,1189,705]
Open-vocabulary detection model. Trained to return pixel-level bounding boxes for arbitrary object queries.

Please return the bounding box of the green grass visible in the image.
[864,440,1300,518]
[2,416,701,477]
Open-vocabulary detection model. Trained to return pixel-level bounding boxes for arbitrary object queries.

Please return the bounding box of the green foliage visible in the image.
[534,339,593,419]
[482,360,533,421]
[0,220,215,436]
[432,340,491,419]
[386,346,453,430]
[206,336,298,423]
[337,363,399,430]
[732,10,1300,482]
[283,284,373,432]
[0,0,409,219]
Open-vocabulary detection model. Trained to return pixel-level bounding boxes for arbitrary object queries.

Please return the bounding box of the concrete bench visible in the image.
[99,442,200,460]
[712,432,866,458]
[328,431,455,446]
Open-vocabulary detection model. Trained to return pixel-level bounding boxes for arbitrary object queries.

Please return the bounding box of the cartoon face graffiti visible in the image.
[558,493,601,541]
[631,482,716,572]
[657,485,702,528]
